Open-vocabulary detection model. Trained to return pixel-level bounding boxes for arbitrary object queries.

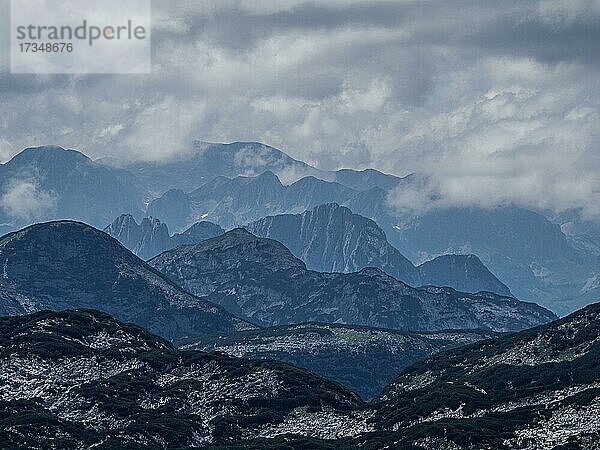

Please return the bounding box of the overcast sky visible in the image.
[1,0,599,217]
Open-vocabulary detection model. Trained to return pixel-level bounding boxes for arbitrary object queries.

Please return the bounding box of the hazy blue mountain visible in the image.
[0,309,363,448]
[145,188,192,230]
[343,186,391,224]
[392,205,577,263]
[370,300,600,449]
[150,229,556,332]
[338,184,599,314]
[246,203,418,283]
[331,168,403,191]
[554,208,600,256]
[187,324,497,400]
[376,205,599,315]
[5,144,597,315]
[119,141,324,195]
[173,220,225,245]
[105,214,224,259]
[114,141,404,195]
[246,203,512,296]
[418,254,512,296]
[0,221,251,343]
[0,146,145,229]
[136,146,600,315]
[147,171,357,230]
[104,214,171,260]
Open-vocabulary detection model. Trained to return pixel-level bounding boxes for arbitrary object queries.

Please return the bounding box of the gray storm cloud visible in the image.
[0,0,599,218]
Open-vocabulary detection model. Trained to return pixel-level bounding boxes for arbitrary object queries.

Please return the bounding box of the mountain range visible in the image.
[246,203,512,296]
[0,140,598,448]
[1,143,598,314]
[0,221,250,343]
[146,171,357,231]
[2,301,600,449]
[0,146,145,229]
[139,153,598,315]
[104,140,399,195]
[0,220,516,407]
[105,203,512,298]
[382,204,600,315]
[149,228,556,332]
[104,214,224,260]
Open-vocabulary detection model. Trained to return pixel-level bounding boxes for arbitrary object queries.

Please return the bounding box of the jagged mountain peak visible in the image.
[246,203,511,296]
[108,212,137,225]
[105,214,224,260]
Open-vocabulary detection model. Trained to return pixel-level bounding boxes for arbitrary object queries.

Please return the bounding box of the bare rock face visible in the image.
[247,203,512,296]
[2,301,598,449]
[150,229,556,333]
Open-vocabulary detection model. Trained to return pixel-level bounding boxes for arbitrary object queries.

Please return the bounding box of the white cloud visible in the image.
[0,180,57,222]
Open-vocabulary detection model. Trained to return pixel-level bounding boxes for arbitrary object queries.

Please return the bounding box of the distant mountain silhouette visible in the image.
[3,143,598,314]
[147,171,357,230]
[105,214,224,259]
[247,203,512,296]
[0,221,251,343]
[150,229,556,332]
[0,146,144,228]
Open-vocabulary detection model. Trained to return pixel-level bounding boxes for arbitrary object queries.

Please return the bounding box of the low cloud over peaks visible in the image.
[0,0,599,218]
